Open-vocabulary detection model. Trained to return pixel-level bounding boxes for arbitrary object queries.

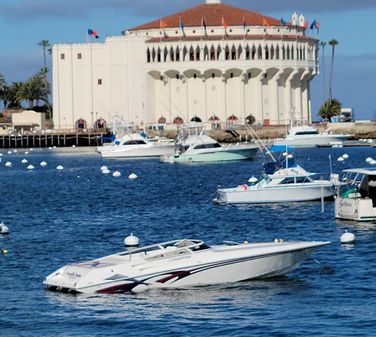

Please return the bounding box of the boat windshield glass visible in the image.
[193,143,221,150]
[294,131,319,136]
[123,140,147,145]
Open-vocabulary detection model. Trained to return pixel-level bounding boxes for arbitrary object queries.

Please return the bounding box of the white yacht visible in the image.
[160,124,258,163]
[335,168,376,221]
[214,156,337,204]
[43,238,329,294]
[273,125,351,148]
[97,133,175,158]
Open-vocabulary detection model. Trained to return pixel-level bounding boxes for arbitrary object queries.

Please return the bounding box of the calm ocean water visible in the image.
[1,146,376,336]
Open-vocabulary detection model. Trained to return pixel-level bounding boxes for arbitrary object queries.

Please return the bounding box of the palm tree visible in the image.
[0,73,6,108]
[37,39,50,72]
[328,39,338,104]
[16,72,50,109]
[318,98,341,122]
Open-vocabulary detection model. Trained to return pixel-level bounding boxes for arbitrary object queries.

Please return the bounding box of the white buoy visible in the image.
[48,146,52,150]
[7,151,12,154]
[342,154,349,159]
[100,165,108,171]
[13,149,18,153]
[21,159,28,164]
[24,151,29,155]
[124,234,139,247]
[340,231,355,244]
[40,161,47,167]
[27,164,35,170]
[56,165,64,170]
[248,176,258,183]
[370,160,376,165]
[5,161,12,167]
[0,222,9,235]
[72,145,76,148]
[113,170,121,177]
[0,153,3,157]
[287,154,294,159]
[102,169,110,174]
[128,173,138,180]
[29,148,34,151]
[366,157,373,163]
[53,146,57,149]
[337,156,345,162]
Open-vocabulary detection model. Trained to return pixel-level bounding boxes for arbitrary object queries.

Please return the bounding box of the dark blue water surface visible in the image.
[1,146,376,337]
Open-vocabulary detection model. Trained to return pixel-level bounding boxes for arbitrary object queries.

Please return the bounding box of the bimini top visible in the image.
[343,168,376,175]
[129,1,281,31]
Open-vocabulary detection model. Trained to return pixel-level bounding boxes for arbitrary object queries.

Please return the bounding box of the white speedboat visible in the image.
[43,238,329,293]
[335,168,376,221]
[97,133,175,158]
[214,156,337,204]
[160,124,258,163]
[273,125,351,148]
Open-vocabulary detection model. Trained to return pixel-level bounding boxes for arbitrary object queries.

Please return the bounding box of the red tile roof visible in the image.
[130,3,282,31]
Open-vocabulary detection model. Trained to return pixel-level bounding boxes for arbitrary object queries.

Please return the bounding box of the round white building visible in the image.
[52,0,318,129]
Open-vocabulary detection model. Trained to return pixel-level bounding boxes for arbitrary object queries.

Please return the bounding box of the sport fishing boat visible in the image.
[273,125,351,148]
[160,123,258,163]
[97,132,175,158]
[43,238,329,294]
[214,151,338,204]
[335,168,376,221]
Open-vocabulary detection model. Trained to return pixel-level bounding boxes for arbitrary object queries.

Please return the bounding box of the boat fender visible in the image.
[241,184,248,190]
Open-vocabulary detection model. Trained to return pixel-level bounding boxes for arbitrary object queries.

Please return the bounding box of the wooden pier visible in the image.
[0,129,110,148]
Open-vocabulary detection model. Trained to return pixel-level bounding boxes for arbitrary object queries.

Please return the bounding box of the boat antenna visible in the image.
[329,154,333,175]
[245,124,277,162]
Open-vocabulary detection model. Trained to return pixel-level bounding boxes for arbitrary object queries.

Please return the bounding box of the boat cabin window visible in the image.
[193,143,221,150]
[280,176,310,184]
[123,140,147,145]
[359,174,376,204]
[294,131,319,136]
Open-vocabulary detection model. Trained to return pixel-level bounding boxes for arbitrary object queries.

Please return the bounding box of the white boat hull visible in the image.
[335,196,376,221]
[44,241,328,294]
[98,144,175,158]
[274,135,350,148]
[215,184,334,204]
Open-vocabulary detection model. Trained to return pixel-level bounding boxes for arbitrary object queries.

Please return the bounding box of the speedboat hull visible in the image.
[215,183,334,204]
[274,135,350,148]
[99,144,175,158]
[43,240,329,294]
[162,146,258,163]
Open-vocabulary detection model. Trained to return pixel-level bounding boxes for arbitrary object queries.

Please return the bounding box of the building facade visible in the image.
[52,0,319,130]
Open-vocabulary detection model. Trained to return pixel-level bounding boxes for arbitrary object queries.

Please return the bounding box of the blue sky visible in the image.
[1,0,375,120]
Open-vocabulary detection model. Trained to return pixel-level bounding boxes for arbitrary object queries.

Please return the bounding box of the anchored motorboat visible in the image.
[214,150,338,204]
[335,168,376,221]
[97,133,175,158]
[273,125,351,148]
[43,238,329,294]
[160,123,258,163]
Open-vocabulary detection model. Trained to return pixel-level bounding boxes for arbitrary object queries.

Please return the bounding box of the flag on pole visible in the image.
[222,16,228,30]
[262,17,270,27]
[310,20,316,30]
[280,18,286,26]
[202,18,207,35]
[243,17,247,31]
[88,29,99,39]
[180,18,185,33]
[315,20,320,33]
[304,20,309,29]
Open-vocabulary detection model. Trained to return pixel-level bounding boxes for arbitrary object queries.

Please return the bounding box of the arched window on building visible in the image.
[176,46,180,61]
[152,48,156,62]
[216,45,222,60]
[270,45,275,60]
[163,47,168,62]
[238,45,243,59]
[94,118,106,129]
[282,46,285,60]
[158,116,167,124]
[76,118,87,130]
[190,116,202,122]
[251,45,256,60]
[265,45,269,60]
[286,46,290,60]
[257,45,262,60]
[189,46,194,61]
[291,46,294,60]
[227,115,239,125]
[231,45,236,60]
[225,45,230,60]
[276,45,280,60]
[196,46,200,61]
[173,116,184,125]
[245,45,250,60]
[170,47,174,62]
[210,45,216,60]
[147,48,151,63]
[157,48,161,62]
[209,115,220,129]
[245,114,256,125]
[183,46,188,61]
[203,45,209,61]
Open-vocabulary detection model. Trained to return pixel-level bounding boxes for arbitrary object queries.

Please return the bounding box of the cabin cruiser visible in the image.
[97,133,175,158]
[160,124,258,163]
[214,154,338,204]
[43,238,329,293]
[335,168,376,221]
[273,125,351,148]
